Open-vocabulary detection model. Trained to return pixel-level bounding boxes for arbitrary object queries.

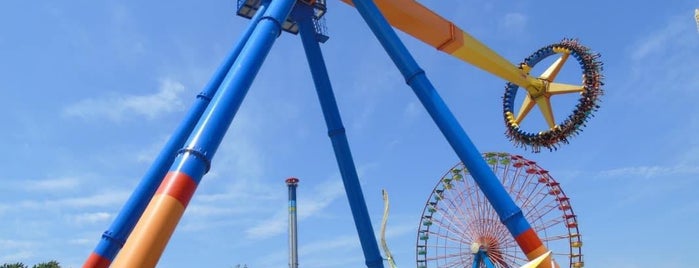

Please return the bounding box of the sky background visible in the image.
[1,0,698,267]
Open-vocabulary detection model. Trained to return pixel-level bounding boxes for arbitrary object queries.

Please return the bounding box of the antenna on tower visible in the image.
[286,177,300,268]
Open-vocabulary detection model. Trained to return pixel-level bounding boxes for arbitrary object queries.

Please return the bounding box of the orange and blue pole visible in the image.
[83,1,273,267]
[350,0,553,265]
[294,4,384,267]
[109,0,298,266]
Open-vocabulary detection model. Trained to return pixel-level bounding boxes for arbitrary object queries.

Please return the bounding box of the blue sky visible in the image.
[1,0,698,267]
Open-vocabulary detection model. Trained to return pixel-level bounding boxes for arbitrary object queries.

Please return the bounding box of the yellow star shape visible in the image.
[514,51,585,129]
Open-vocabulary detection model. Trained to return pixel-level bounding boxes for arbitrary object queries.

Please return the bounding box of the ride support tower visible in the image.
[286,178,300,268]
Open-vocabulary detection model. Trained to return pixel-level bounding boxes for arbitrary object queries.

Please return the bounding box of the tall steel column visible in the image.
[349,0,552,265]
[294,4,384,268]
[286,177,299,268]
[109,0,298,266]
[84,1,272,267]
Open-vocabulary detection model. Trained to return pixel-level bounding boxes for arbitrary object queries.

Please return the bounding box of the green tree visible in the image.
[32,261,61,268]
[0,263,28,268]
[0,261,61,268]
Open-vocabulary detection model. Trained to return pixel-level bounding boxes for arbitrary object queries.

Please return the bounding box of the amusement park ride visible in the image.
[82,0,603,267]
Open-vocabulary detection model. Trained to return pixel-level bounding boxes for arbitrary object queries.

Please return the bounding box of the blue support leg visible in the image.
[85,1,272,266]
[350,0,536,245]
[472,252,482,268]
[482,251,496,268]
[108,0,298,265]
[294,4,384,268]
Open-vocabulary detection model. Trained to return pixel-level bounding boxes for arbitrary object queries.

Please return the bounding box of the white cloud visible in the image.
[630,16,685,61]
[245,179,345,239]
[381,221,416,238]
[185,204,247,217]
[299,235,358,256]
[62,78,186,121]
[0,240,35,249]
[297,180,345,219]
[626,14,699,96]
[52,191,130,208]
[500,12,527,33]
[0,250,34,264]
[0,240,36,263]
[403,101,422,121]
[24,177,80,192]
[68,238,93,246]
[598,165,699,179]
[244,212,286,239]
[134,135,170,164]
[0,191,130,214]
[68,212,113,225]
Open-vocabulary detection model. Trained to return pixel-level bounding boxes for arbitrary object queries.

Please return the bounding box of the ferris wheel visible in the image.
[415,152,583,268]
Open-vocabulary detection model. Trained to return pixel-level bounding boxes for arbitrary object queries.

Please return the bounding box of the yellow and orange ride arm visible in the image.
[341,0,535,89]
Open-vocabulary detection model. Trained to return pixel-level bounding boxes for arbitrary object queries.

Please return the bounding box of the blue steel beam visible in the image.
[107,0,298,266]
[170,0,297,174]
[349,0,535,246]
[294,4,384,268]
[84,1,272,266]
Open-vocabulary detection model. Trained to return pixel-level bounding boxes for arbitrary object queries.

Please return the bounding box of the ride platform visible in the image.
[236,0,329,43]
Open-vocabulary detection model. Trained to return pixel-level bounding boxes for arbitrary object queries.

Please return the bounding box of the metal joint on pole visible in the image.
[177,147,212,173]
[259,15,285,37]
[404,69,426,86]
[196,92,213,101]
[327,127,346,137]
[99,231,124,247]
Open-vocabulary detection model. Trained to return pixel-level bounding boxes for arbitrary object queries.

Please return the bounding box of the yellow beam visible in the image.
[340,0,536,89]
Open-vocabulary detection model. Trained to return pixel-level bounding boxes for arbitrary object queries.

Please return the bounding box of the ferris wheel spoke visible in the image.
[518,171,547,210]
[429,246,470,258]
[533,217,566,232]
[494,248,528,262]
[438,197,475,235]
[520,194,550,222]
[525,202,557,225]
[521,192,551,218]
[509,162,531,202]
[495,250,529,265]
[441,258,470,268]
[427,251,470,263]
[442,187,478,232]
[541,234,572,242]
[428,229,470,245]
[431,216,470,241]
[434,205,468,234]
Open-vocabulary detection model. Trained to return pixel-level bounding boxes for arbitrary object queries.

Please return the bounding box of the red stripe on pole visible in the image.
[514,228,543,254]
[84,253,111,268]
[155,171,197,207]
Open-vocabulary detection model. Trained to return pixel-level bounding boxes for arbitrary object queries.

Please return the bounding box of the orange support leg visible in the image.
[110,172,197,268]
